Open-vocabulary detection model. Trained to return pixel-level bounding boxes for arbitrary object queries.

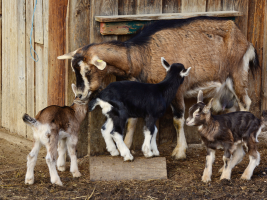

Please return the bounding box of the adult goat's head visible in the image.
[58,45,109,100]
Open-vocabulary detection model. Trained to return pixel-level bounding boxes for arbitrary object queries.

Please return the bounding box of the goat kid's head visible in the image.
[186,90,213,126]
[58,47,108,100]
[161,57,191,83]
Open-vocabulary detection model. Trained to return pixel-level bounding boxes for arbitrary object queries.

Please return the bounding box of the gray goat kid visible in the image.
[186,90,267,182]
[23,84,87,186]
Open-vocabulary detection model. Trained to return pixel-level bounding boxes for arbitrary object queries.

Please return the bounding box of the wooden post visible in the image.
[262,0,267,110]
[89,0,118,155]
[66,0,90,158]
[47,0,68,106]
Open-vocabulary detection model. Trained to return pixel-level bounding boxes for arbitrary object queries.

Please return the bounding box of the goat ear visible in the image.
[57,50,77,59]
[197,90,203,103]
[91,55,107,70]
[180,67,191,77]
[203,98,213,114]
[161,57,170,71]
[71,84,77,97]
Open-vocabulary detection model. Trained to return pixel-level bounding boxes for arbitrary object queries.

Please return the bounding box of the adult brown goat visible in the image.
[58,17,259,160]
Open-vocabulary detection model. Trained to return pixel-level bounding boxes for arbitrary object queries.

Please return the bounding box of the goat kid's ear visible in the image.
[71,83,77,97]
[197,90,203,103]
[161,57,170,71]
[57,50,77,59]
[91,55,107,70]
[180,67,191,77]
[203,98,213,114]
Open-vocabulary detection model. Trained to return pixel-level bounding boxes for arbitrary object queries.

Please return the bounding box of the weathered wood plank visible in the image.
[234,0,249,37]
[89,0,118,155]
[162,0,181,13]
[47,0,68,106]
[181,0,206,13]
[35,44,47,113]
[17,0,27,137]
[10,0,18,133]
[2,0,7,129]
[34,0,43,44]
[26,0,35,139]
[137,0,162,14]
[262,0,267,110]
[246,0,264,117]
[222,0,234,11]
[66,0,90,158]
[90,156,167,181]
[206,0,222,11]
[118,0,137,41]
[0,17,2,126]
[95,10,242,22]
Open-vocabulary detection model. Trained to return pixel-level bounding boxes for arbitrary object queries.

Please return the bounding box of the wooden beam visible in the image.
[182,0,206,12]
[47,0,68,106]
[95,10,242,22]
[262,0,267,110]
[90,156,167,181]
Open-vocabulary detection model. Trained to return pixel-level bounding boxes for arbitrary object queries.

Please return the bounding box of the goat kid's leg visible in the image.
[151,126,159,156]
[25,138,41,185]
[124,118,138,149]
[66,136,81,178]
[142,127,154,158]
[241,150,260,180]
[172,116,187,159]
[57,139,67,172]
[202,149,215,183]
[112,132,133,161]
[101,118,119,156]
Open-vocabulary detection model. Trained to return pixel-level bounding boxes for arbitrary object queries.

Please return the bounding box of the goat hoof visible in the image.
[72,171,82,178]
[240,175,251,180]
[123,154,134,162]
[171,147,187,160]
[25,178,34,185]
[110,149,120,156]
[201,176,211,183]
[53,179,63,186]
[57,166,66,172]
[152,150,160,156]
[144,151,154,158]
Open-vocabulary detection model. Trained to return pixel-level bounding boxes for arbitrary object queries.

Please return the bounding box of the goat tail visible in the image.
[248,43,260,78]
[88,98,98,112]
[261,110,267,127]
[22,113,38,127]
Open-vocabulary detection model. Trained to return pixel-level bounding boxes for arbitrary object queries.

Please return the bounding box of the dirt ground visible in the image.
[1,132,267,200]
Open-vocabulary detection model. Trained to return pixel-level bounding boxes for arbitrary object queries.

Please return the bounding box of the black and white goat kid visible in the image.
[88,58,191,161]
[186,90,267,182]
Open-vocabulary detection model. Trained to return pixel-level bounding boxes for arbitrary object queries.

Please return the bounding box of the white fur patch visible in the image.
[112,132,133,161]
[202,149,215,182]
[255,126,262,142]
[185,81,222,98]
[97,99,113,116]
[78,61,91,99]
[151,126,159,156]
[241,151,260,180]
[243,44,255,73]
[142,128,153,157]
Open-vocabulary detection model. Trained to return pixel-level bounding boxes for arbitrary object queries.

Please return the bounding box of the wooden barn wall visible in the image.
[86,0,267,156]
[2,0,49,139]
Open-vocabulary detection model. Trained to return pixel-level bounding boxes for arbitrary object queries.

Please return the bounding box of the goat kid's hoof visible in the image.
[201,176,211,183]
[25,178,34,185]
[52,179,63,186]
[110,149,120,156]
[240,175,251,180]
[72,171,82,178]
[220,173,231,180]
[123,154,134,162]
[57,166,66,172]
[144,151,154,158]
[152,149,160,156]
[171,147,187,160]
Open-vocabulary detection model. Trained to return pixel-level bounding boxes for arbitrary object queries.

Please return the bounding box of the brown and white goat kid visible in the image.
[58,17,259,160]
[23,84,87,186]
[186,90,267,182]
